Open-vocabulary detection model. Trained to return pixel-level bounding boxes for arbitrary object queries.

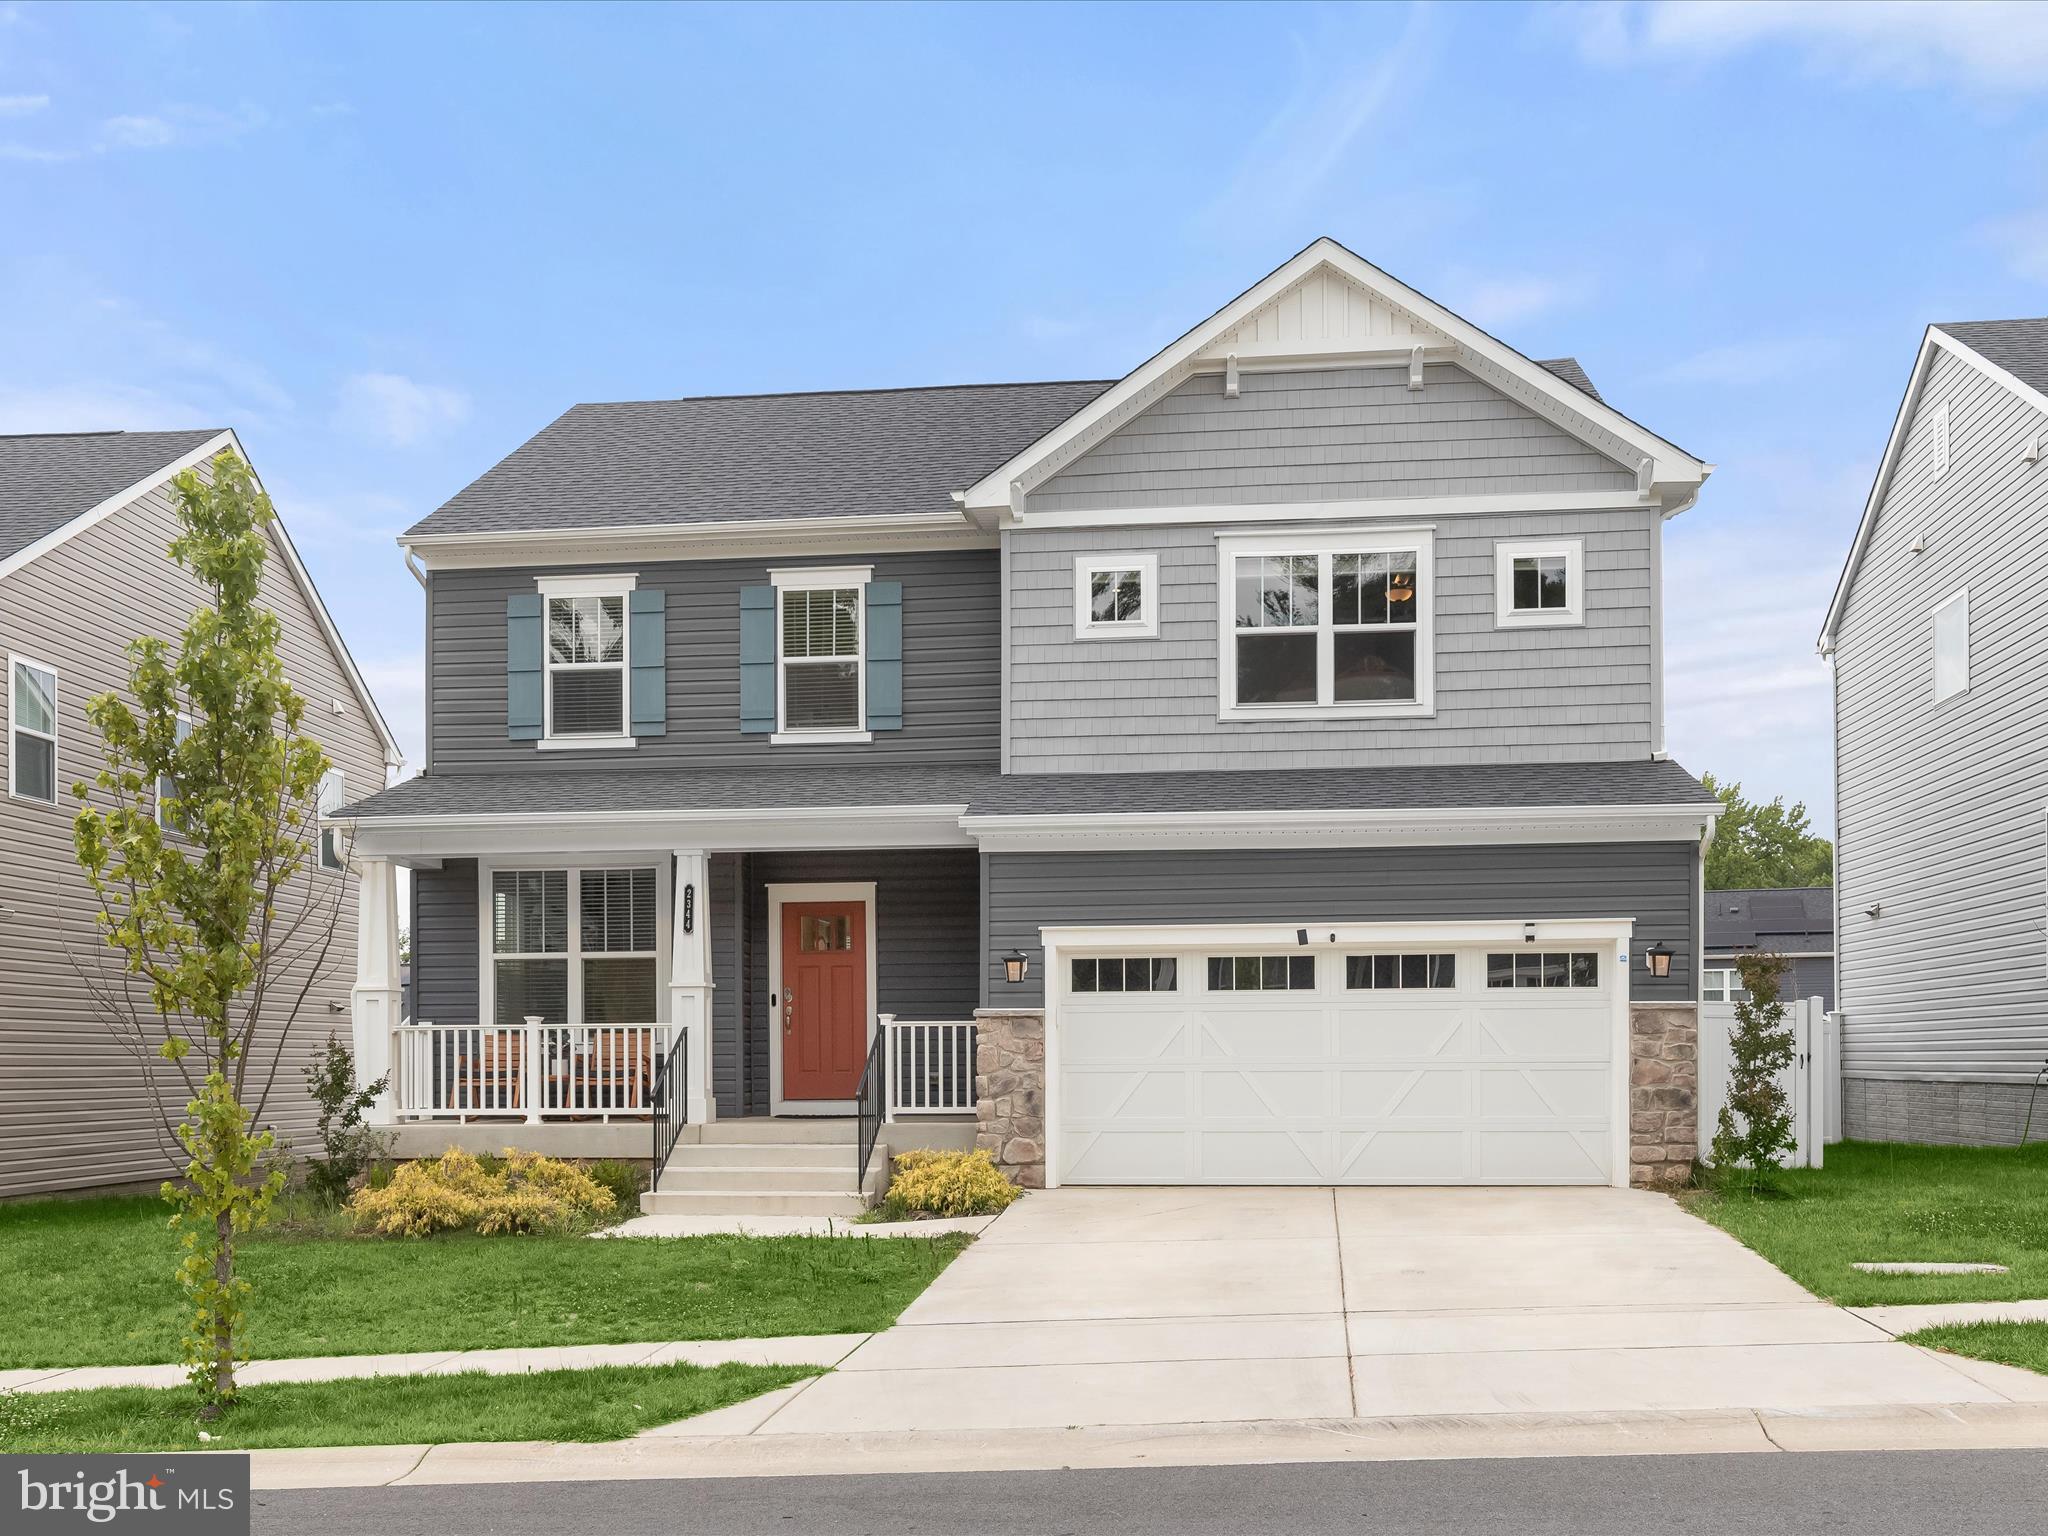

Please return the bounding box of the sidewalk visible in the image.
[0,1332,868,1396]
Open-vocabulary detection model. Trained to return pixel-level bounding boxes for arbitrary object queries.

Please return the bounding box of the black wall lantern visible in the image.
[1643,942,1673,980]
[1002,949,1031,985]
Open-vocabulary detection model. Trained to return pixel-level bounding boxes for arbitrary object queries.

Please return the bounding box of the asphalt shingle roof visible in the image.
[1535,357,1602,402]
[1705,887,1834,954]
[1938,319,2048,397]
[0,429,222,564]
[404,380,1118,538]
[340,758,1714,822]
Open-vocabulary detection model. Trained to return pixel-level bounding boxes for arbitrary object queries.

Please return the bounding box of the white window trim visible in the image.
[1072,552,1159,639]
[1932,586,1970,703]
[1494,537,1585,628]
[769,565,872,745]
[7,653,59,806]
[535,573,637,752]
[156,711,194,829]
[475,856,672,1032]
[1214,527,1435,722]
[317,767,347,872]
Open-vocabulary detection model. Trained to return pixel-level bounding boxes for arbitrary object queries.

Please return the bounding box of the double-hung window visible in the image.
[1494,539,1584,627]
[489,865,661,1028]
[317,768,346,871]
[1073,553,1158,639]
[538,575,633,747]
[8,656,57,805]
[772,566,868,741]
[1219,532,1433,719]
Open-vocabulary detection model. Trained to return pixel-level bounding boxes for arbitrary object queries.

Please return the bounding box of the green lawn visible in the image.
[0,1196,968,1369]
[0,1362,815,1453]
[1683,1140,2048,1306]
[1903,1321,2048,1378]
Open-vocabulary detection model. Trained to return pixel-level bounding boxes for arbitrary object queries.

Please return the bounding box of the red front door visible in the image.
[780,902,868,1101]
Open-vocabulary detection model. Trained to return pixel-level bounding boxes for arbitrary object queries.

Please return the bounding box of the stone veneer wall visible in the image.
[974,1007,1046,1189]
[1629,1003,1699,1187]
[1844,1077,2038,1146]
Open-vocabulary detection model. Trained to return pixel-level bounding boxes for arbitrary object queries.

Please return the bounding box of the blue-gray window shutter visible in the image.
[507,593,543,741]
[866,580,903,732]
[739,585,776,734]
[628,588,666,737]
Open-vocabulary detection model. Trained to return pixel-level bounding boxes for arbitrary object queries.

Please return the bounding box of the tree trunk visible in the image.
[201,1204,236,1418]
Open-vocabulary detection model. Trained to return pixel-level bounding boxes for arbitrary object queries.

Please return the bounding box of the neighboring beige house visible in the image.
[0,429,400,1198]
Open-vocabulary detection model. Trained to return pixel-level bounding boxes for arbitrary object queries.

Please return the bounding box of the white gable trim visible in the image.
[0,427,403,767]
[959,238,1710,520]
[1819,326,2048,651]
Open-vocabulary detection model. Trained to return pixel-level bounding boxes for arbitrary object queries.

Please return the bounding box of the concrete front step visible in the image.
[665,1142,865,1169]
[660,1165,870,1194]
[694,1119,860,1145]
[639,1189,873,1218]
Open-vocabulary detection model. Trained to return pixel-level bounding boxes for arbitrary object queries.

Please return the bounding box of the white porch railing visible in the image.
[884,1017,977,1116]
[391,1022,671,1123]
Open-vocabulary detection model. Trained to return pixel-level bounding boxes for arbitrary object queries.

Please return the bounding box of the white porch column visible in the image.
[670,850,715,1125]
[350,856,402,1121]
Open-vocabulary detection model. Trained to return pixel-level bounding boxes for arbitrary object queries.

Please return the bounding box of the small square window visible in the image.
[1075,554,1158,638]
[1495,540,1584,627]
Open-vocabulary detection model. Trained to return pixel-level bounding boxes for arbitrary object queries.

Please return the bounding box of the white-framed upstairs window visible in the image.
[1073,552,1158,639]
[317,767,346,871]
[537,574,635,750]
[1217,529,1434,721]
[1932,587,1970,703]
[1494,538,1584,627]
[8,655,58,806]
[771,565,869,744]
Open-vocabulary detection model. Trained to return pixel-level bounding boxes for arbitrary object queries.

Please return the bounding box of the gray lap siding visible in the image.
[981,842,1700,1007]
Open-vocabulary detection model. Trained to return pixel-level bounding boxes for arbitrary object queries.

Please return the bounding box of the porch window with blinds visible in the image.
[490,866,660,1026]
[580,868,659,1023]
[492,869,569,1027]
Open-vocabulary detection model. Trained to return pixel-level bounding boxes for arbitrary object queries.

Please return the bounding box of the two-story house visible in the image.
[1821,319,2048,1145]
[1,429,401,1197]
[338,239,1719,1209]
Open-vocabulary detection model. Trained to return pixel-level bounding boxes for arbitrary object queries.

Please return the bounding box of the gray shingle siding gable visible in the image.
[1007,510,1655,773]
[427,548,1000,773]
[1833,345,2048,1098]
[1025,364,1634,515]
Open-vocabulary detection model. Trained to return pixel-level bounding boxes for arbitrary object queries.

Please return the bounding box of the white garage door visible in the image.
[1057,942,1619,1186]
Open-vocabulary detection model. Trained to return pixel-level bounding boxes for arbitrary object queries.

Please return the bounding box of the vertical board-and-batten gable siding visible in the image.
[1025,364,1635,514]
[1834,345,2048,1086]
[0,477,384,1198]
[428,549,998,772]
[983,842,1699,1006]
[1008,510,1654,772]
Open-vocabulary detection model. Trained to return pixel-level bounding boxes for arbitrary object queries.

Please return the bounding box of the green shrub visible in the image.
[346,1147,617,1238]
[582,1159,646,1210]
[301,1035,392,1205]
[878,1149,1020,1220]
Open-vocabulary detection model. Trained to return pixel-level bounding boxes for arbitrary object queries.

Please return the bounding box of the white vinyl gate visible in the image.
[1697,997,1835,1168]
[1055,939,1623,1187]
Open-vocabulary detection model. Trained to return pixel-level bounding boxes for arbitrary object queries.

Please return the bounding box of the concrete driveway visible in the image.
[714,1186,2047,1435]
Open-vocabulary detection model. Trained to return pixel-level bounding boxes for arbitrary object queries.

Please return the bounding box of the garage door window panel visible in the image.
[1207,954,1315,991]
[1071,956,1178,994]
[1346,953,1456,989]
[1486,951,1601,989]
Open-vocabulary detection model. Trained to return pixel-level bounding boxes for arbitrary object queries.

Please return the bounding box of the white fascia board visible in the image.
[0,428,404,768]
[962,237,1708,515]
[1822,326,2048,650]
[402,512,988,571]
[0,429,235,584]
[347,802,975,860]
[961,802,1722,853]
[1040,917,1636,951]
[1017,489,1656,533]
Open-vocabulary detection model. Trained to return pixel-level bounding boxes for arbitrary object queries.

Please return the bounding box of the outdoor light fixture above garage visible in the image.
[1643,942,1673,979]
[1003,949,1031,984]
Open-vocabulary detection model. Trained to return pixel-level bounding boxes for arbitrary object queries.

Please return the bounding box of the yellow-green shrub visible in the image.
[878,1148,1020,1220]
[346,1147,618,1237]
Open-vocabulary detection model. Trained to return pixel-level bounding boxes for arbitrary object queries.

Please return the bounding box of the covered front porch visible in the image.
[343,796,990,1170]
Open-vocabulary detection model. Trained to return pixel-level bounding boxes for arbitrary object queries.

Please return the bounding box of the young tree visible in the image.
[1701,773,1834,890]
[71,451,344,1417]
[1708,953,1798,1192]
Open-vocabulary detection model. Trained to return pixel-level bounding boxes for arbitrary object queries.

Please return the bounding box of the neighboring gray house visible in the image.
[339,239,1721,1207]
[1822,319,2048,1146]
[0,429,401,1197]
[1703,887,1834,1010]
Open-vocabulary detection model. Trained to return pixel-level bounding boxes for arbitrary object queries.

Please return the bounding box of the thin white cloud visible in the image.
[101,114,174,149]
[0,141,73,162]
[334,372,471,449]
[1553,1,2048,94]
[0,93,48,116]
[1437,270,1580,331]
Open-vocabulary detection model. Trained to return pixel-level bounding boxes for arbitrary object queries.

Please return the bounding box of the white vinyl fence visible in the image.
[1697,996,1836,1168]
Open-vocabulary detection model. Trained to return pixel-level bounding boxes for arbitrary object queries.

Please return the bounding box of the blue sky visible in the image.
[5,1,2048,827]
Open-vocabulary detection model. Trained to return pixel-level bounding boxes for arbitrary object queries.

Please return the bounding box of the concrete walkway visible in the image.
[1853,1299,2048,1335]
[0,1332,867,1396]
[662,1186,2048,1438]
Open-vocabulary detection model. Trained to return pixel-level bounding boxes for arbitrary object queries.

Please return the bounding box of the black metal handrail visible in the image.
[854,1026,888,1196]
[651,1028,688,1177]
